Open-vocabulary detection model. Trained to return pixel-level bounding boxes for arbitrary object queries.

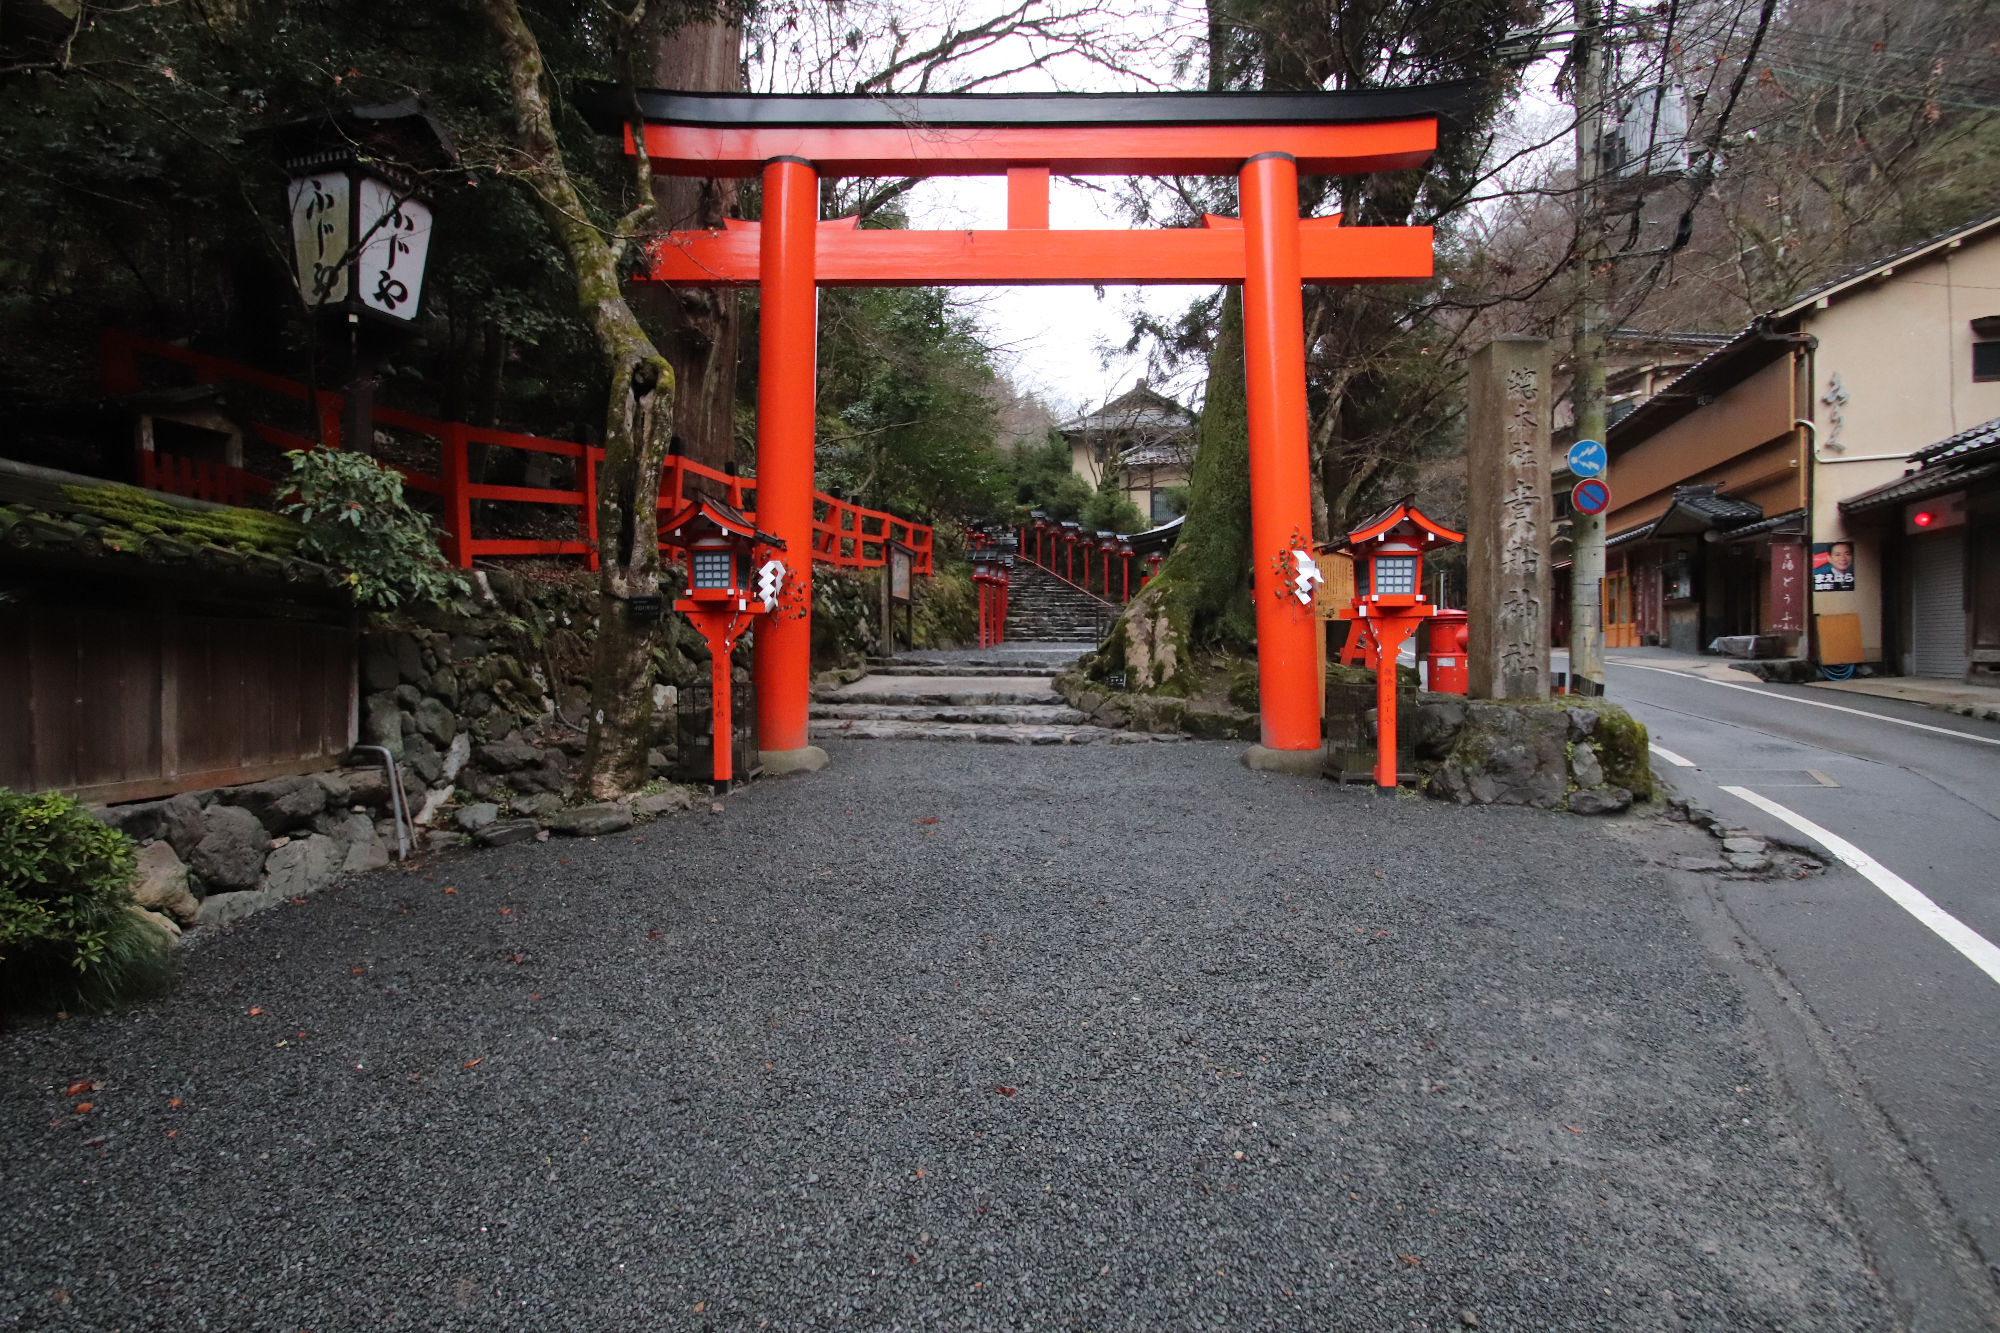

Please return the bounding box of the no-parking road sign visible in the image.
[1572,478,1611,516]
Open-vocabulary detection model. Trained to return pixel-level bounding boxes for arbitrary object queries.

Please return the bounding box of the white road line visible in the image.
[1649,743,1698,768]
[1722,784,2000,988]
[1617,663,2000,746]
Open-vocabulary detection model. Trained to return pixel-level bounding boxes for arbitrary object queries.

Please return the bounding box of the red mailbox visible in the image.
[1425,610,1469,696]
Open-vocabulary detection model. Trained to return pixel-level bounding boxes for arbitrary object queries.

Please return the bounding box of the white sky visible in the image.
[900,174,1209,418]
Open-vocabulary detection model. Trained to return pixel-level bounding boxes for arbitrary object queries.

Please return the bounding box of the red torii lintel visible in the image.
[585,83,1467,773]
[638,213,1434,288]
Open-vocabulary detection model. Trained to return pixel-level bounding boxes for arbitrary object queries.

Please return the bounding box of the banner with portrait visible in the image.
[1810,541,1856,593]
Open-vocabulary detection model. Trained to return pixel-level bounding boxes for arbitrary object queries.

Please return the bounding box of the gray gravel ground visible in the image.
[1,741,1887,1332]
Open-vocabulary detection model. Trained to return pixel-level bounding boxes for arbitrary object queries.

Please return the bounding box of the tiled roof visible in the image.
[1911,413,2000,466]
[1772,208,2000,320]
[1059,381,1195,437]
[1842,412,2000,514]
[0,457,345,592]
[1117,443,1188,467]
[1607,485,1763,546]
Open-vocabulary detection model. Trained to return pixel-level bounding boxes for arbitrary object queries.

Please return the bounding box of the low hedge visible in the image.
[0,789,175,1012]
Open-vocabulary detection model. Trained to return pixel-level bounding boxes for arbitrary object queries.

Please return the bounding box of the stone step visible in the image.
[814,686,1063,706]
[811,702,1089,725]
[810,718,1181,745]
[865,662,1064,678]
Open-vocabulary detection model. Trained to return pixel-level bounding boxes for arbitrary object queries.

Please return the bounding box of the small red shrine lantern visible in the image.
[1332,498,1464,788]
[969,535,1010,648]
[663,498,787,790]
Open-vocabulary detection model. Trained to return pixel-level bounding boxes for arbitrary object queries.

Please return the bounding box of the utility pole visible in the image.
[1568,0,1616,688]
[1568,0,1609,694]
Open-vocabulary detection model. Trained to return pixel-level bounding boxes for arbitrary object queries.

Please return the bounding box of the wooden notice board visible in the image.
[1816,612,1864,665]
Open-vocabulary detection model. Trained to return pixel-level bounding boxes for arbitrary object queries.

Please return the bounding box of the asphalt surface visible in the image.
[1601,653,2000,1327]
[1,741,1889,1332]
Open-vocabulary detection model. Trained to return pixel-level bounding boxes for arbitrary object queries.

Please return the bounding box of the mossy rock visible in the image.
[1565,697,1653,801]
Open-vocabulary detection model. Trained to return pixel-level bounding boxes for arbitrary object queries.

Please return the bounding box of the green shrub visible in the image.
[0,789,175,1012]
[282,448,470,609]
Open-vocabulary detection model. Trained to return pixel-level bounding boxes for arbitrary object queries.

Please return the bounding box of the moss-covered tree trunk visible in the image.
[484,0,674,797]
[1096,287,1254,690]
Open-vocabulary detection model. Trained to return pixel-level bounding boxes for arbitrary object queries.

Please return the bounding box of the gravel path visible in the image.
[1,741,1886,1331]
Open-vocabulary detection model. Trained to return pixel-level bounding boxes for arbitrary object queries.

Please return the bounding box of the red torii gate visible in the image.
[595,85,1461,775]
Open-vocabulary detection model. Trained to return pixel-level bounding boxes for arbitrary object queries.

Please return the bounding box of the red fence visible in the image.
[101,330,933,575]
[1016,515,1160,604]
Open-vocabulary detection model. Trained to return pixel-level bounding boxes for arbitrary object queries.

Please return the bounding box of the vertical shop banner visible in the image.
[1769,542,1806,631]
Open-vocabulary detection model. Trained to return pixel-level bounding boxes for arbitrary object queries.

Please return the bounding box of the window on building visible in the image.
[1974,340,2000,382]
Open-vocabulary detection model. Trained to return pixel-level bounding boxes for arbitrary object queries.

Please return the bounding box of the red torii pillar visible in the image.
[1240,153,1319,758]
[754,157,823,774]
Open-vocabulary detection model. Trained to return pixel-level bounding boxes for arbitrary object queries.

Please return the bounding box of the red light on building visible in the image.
[1912,509,1935,527]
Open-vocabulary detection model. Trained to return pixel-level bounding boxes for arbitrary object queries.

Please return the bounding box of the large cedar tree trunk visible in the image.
[631,13,743,480]
[484,0,675,797]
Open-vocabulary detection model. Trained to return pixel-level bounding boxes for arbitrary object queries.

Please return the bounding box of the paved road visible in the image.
[3,742,1886,1332]
[1602,653,2000,1326]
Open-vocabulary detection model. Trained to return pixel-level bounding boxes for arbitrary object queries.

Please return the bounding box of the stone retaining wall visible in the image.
[92,564,888,939]
[1054,659,1652,814]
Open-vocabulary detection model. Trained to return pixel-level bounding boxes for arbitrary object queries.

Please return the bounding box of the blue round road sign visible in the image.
[1567,438,1607,478]
[1572,478,1611,516]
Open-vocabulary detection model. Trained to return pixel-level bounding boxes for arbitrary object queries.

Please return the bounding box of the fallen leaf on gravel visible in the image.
[350,968,364,975]
[74,1102,93,1113]
[993,1085,1016,1096]
[289,896,306,905]
[167,1099,181,1108]
[914,1168,925,1179]
[166,1130,176,1138]
[463,1057,484,1068]
[1401,1254,1422,1267]
[511,953,526,963]
[247,1008,264,1016]
[918,817,940,825]
[1567,1125,1583,1133]
[693,1302,705,1313]
[81,1136,105,1148]
[443,887,458,895]
[63,1080,92,1096]
[647,930,661,939]
[498,908,513,916]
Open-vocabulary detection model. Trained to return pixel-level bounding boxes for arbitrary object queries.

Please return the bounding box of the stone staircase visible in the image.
[808,650,1178,745]
[1004,561,1117,643]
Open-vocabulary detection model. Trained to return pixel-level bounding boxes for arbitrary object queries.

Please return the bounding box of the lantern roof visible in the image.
[1334,496,1463,550]
[662,497,785,550]
[269,97,459,177]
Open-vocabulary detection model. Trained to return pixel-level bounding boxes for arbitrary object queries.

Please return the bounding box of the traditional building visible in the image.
[1059,379,1196,527]
[1585,210,2000,678]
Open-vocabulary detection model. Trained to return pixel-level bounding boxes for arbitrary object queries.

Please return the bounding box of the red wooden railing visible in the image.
[1015,515,1158,604]
[136,451,274,507]
[101,329,933,575]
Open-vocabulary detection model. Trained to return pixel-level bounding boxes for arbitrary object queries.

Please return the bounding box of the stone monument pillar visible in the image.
[1466,336,1552,700]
